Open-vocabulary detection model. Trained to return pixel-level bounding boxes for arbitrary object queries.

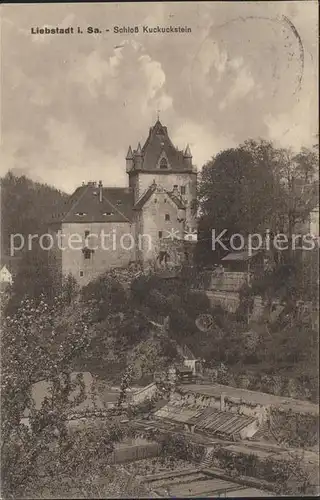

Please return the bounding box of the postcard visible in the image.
[1,2,319,498]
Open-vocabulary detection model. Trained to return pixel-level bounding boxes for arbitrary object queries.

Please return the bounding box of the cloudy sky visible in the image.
[1,2,318,193]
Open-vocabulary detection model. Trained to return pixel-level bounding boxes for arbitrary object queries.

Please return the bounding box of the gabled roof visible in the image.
[131,120,193,172]
[0,255,21,274]
[133,183,186,211]
[133,183,157,210]
[168,192,185,209]
[50,184,134,223]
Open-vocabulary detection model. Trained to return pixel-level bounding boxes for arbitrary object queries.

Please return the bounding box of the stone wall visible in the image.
[51,221,135,285]
[139,189,185,262]
[132,171,197,227]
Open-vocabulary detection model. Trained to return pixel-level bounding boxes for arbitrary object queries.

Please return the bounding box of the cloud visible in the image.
[172,121,235,169]
[70,49,123,98]
[1,2,317,192]
[219,61,255,110]
[264,48,318,150]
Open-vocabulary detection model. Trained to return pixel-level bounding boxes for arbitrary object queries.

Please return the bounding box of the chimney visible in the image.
[98,180,103,202]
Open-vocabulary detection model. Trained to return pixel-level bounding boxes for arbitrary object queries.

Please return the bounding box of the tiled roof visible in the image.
[188,408,256,435]
[50,184,134,223]
[133,184,186,210]
[167,192,185,209]
[133,184,157,210]
[154,403,257,438]
[131,120,193,172]
[154,403,199,423]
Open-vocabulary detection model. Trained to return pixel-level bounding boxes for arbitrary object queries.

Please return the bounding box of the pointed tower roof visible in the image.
[184,144,192,158]
[126,145,133,160]
[129,119,193,172]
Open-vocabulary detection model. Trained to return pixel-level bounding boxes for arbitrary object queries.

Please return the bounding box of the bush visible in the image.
[81,273,127,321]
[158,433,204,463]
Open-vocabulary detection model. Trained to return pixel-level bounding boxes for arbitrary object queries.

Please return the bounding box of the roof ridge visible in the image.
[133,182,159,209]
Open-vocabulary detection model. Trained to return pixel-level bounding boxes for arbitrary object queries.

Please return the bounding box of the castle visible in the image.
[49,119,198,285]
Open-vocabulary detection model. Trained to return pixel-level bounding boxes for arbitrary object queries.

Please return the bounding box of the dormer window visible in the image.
[116,200,122,205]
[75,212,87,217]
[160,158,168,169]
[102,212,114,216]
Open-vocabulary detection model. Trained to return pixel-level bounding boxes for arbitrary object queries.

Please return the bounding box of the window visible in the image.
[102,212,114,216]
[165,214,170,221]
[75,212,87,216]
[158,231,163,239]
[180,186,186,195]
[173,184,178,190]
[84,230,90,238]
[80,271,84,277]
[160,158,168,169]
[83,249,91,260]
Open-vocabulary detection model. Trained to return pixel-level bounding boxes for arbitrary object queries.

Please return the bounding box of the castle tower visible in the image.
[126,119,197,228]
[126,119,198,264]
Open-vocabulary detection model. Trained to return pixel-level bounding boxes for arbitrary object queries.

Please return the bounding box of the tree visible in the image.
[197,140,318,263]
[273,147,318,249]
[0,171,67,256]
[117,364,134,408]
[199,140,279,238]
[0,291,138,499]
[5,244,60,314]
[81,272,127,322]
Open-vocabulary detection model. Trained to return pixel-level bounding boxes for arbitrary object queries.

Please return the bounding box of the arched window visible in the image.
[160,158,168,169]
